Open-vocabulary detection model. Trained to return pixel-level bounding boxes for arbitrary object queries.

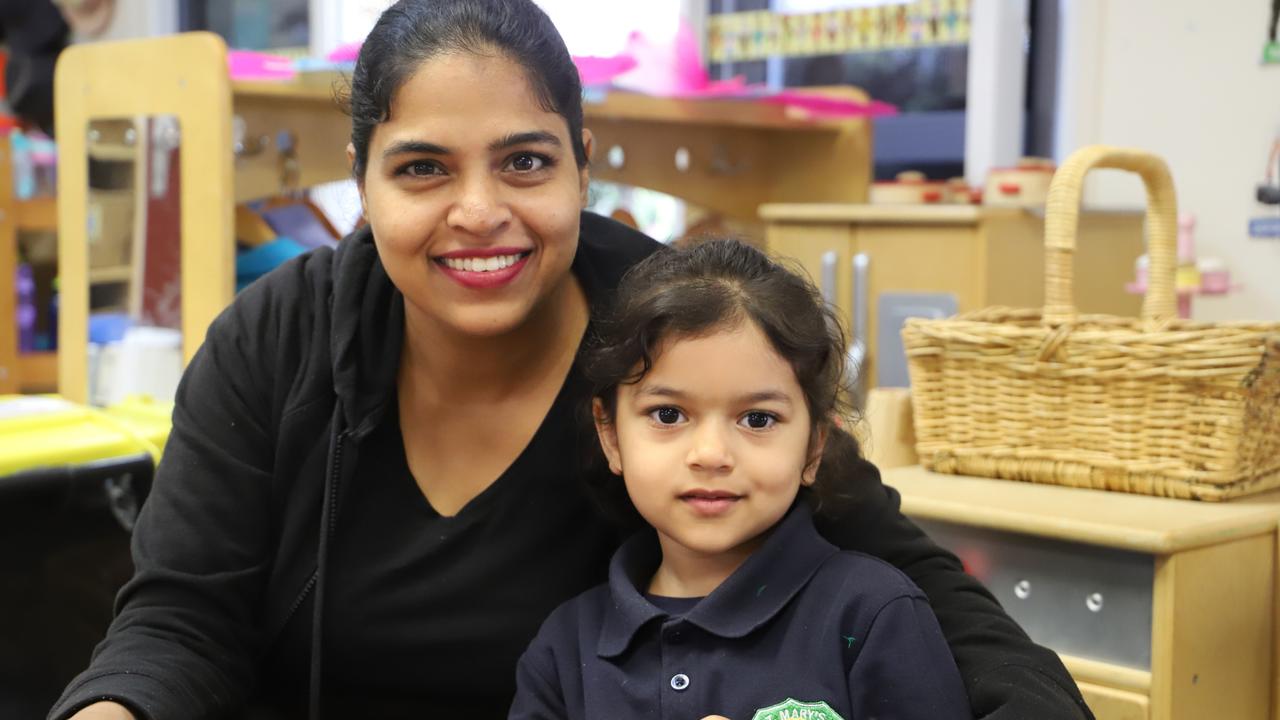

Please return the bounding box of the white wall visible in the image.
[964,0,1029,187]
[1056,0,1280,322]
[93,0,178,42]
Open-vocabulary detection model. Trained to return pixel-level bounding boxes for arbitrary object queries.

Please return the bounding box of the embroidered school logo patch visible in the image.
[751,698,846,720]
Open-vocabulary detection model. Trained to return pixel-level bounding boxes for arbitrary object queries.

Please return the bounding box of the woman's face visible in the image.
[356,52,591,339]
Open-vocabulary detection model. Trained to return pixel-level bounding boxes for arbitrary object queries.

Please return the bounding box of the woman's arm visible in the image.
[813,449,1093,720]
[48,277,294,720]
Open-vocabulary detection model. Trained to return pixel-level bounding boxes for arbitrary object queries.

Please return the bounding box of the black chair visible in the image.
[0,454,153,718]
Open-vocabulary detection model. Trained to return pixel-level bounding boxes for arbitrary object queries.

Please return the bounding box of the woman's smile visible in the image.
[433,247,534,289]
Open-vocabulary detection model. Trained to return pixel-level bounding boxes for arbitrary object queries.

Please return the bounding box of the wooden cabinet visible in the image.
[761,205,1145,389]
[883,466,1280,720]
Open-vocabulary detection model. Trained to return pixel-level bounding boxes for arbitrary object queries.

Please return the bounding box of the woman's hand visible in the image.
[67,701,137,720]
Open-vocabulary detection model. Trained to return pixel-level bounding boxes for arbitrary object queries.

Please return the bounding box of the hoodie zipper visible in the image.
[309,426,349,720]
[270,425,349,655]
[326,431,347,536]
[279,572,318,632]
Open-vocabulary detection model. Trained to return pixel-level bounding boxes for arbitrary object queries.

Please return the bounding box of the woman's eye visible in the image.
[403,160,442,177]
[649,407,684,425]
[741,411,776,430]
[507,153,547,172]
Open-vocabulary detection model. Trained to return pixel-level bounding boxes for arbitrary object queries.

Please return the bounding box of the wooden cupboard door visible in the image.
[765,222,857,327]
[850,223,980,387]
[1071,212,1145,316]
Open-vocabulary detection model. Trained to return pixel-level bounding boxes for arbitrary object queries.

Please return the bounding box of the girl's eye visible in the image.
[507,153,548,172]
[741,411,776,430]
[648,407,685,426]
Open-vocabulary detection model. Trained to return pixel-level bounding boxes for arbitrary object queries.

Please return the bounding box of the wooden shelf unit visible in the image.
[0,146,59,394]
[87,265,133,284]
[54,32,875,403]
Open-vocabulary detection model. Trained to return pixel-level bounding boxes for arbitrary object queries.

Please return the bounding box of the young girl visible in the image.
[509,239,971,720]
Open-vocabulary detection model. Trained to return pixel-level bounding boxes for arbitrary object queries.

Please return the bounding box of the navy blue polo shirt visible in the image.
[509,502,971,720]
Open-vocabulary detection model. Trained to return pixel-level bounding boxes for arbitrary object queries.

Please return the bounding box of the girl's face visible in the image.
[355,52,592,339]
[595,321,826,567]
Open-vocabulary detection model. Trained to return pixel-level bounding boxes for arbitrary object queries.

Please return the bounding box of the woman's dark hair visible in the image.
[343,0,587,179]
[584,238,864,524]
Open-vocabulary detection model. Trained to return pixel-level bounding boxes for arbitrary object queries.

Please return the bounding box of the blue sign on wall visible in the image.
[1248,216,1280,238]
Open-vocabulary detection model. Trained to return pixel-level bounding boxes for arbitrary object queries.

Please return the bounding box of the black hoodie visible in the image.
[49,213,1091,720]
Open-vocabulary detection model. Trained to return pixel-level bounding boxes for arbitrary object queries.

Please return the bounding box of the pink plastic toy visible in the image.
[326,42,363,63]
[602,20,895,118]
[227,50,296,81]
[1125,212,1239,318]
[573,53,638,87]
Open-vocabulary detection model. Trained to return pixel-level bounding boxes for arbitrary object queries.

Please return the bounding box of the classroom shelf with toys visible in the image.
[1,138,58,394]
[52,31,880,404]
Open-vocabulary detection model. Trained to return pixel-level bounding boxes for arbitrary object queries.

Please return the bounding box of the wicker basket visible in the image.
[902,146,1280,501]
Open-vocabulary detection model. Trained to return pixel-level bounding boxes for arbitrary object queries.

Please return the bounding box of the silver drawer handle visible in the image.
[851,252,869,352]
[842,253,870,406]
[820,251,837,306]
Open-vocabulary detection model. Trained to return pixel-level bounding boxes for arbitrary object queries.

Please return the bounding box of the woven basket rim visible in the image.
[905,306,1280,331]
[903,310,1280,340]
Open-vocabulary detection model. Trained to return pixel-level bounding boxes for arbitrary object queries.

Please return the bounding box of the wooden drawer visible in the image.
[1078,682,1149,720]
[884,466,1280,720]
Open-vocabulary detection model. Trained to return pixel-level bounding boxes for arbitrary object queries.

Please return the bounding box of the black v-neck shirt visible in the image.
[307,364,621,717]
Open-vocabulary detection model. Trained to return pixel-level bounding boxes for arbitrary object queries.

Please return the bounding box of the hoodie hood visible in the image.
[328,224,403,436]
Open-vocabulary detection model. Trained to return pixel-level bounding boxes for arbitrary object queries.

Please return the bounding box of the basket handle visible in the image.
[1043,145,1178,325]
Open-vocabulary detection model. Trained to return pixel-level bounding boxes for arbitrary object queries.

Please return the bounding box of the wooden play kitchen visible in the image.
[761,203,1145,390]
[772,147,1280,718]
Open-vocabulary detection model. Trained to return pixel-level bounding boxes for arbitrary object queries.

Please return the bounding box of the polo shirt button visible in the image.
[670,673,690,691]
[664,626,685,644]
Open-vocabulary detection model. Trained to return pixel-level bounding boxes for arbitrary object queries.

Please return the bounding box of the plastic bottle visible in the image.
[49,276,59,352]
[10,129,36,200]
[1175,212,1201,293]
[29,132,57,196]
[16,263,36,352]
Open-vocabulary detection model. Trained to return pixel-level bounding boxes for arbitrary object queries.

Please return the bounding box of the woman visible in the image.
[54,1,1090,719]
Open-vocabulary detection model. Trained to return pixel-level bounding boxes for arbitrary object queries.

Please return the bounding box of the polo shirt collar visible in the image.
[597,499,839,659]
